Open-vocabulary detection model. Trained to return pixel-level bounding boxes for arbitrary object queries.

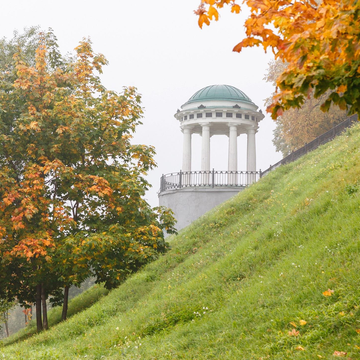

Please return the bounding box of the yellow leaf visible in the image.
[299,320,307,326]
[290,321,297,328]
[28,105,37,115]
[296,346,305,351]
[356,329,360,334]
[56,126,69,134]
[29,121,40,131]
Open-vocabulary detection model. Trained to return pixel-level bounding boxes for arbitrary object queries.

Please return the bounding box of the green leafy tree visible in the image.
[0,29,176,332]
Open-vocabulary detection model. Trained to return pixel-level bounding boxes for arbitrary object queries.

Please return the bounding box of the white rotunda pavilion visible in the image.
[158,84,264,231]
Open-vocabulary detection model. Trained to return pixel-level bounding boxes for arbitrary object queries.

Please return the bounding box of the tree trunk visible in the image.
[36,284,43,332]
[41,284,48,330]
[62,286,69,321]
[4,311,9,337]
[25,306,28,324]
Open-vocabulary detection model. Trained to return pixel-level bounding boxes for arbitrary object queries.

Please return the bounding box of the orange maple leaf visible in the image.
[233,37,261,52]
[208,5,219,21]
[198,14,210,28]
[337,85,347,93]
[231,4,241,14]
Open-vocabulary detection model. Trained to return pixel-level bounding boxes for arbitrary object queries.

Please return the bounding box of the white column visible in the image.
[201,123,211,185]
[228,124,238,186]
[182,127,192,172]
[228,125,238,172]
[247,128,256,184]
[201,123,211,172]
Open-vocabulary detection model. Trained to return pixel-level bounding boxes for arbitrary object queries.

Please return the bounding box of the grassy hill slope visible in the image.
[1,124,360,359]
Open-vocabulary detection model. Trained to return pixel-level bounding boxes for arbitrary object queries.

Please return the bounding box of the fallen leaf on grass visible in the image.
[288,328,299,336]
[299,320,307,326]
[333,351,347,357]
[296,345,305,351]
[323,289,334,296]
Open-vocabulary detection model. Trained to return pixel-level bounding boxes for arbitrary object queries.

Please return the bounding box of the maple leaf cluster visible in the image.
[195,0,360,119]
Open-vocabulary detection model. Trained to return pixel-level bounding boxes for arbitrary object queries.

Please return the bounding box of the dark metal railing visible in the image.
[261,114,358,177]
[159,169,260,193]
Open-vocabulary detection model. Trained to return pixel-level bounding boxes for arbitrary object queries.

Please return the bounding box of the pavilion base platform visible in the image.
[158,187,245,231]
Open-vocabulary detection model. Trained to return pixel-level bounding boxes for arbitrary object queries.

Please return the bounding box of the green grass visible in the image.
[1,124,360,359]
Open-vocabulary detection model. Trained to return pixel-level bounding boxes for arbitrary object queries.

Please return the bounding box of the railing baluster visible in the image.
[159,169,262,193]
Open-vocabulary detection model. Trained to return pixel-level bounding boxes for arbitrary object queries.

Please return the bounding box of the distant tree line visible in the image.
[264,60,349,156]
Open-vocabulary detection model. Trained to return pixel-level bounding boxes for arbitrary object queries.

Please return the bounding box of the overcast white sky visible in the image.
[1,0,282,207]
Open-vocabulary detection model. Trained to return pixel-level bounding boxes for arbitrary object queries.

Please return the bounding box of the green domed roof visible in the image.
[184,85,253,105]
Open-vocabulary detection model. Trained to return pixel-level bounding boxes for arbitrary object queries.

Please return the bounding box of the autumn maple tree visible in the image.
[0,29,176,332]
[195,0,360,119]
